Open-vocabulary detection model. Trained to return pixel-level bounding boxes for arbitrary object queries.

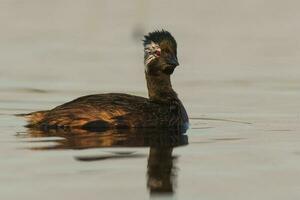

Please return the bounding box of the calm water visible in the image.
[1,1,300,199]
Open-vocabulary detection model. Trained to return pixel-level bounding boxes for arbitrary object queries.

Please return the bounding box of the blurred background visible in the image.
[1,1,300,200]
[1,0,300,122]
[1,0,300,86]
[1,0,300,119]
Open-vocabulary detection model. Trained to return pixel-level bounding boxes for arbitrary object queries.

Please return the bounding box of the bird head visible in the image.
[143,30,179,76]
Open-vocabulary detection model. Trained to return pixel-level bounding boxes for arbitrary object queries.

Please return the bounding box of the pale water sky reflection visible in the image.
[1,0,300,199]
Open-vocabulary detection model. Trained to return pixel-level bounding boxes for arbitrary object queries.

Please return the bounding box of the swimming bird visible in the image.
[22,30,189,130]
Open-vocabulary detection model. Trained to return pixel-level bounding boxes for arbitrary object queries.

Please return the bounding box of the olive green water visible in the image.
[1,1,300,199]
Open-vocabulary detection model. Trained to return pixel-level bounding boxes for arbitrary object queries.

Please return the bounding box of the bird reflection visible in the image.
[21,127,188,195]
[147,147,176,194]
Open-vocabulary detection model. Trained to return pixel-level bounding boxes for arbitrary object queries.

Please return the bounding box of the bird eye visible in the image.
[155,50,161,56]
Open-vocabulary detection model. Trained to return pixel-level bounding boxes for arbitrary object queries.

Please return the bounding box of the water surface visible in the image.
[1,1,300,199]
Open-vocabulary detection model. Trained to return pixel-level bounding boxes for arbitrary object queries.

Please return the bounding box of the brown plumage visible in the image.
[22,30,189,131]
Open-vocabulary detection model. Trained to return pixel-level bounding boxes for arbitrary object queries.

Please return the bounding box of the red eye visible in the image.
[155,50,161,56]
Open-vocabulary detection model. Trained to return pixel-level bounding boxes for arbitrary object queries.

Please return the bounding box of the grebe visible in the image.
[23,30,189,130]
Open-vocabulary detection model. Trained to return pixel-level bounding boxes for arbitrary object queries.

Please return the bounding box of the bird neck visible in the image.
[145,72,178,102]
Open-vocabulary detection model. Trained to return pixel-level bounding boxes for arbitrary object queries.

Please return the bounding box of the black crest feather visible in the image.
[143,30,177,48]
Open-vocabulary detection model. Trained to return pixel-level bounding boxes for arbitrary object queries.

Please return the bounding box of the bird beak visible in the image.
[163,55,179,75]
[168,55,179,67]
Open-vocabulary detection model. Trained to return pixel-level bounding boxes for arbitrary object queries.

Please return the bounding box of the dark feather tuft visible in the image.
[143,30,177,48]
